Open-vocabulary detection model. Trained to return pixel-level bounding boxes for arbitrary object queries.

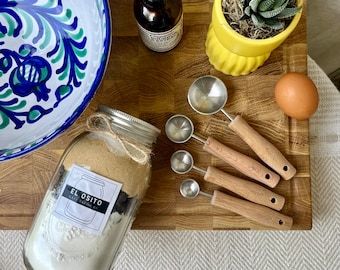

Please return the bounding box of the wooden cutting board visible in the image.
[0,0,310,230]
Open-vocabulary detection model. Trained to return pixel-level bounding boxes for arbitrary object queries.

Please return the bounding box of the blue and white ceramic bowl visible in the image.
[0,0,111,161]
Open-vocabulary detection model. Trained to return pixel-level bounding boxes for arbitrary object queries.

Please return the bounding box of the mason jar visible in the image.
[23,105,161,270]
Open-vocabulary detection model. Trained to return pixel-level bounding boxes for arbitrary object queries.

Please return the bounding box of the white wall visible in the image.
[307,1,340,74]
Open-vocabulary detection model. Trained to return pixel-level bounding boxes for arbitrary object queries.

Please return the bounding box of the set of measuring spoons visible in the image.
[165,75,296,229]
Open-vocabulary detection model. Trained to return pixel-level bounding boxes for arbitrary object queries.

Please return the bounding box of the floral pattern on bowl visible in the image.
[0,0,111,161]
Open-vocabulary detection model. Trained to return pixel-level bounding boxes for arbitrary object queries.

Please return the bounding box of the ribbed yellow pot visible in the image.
[206,0,303,76]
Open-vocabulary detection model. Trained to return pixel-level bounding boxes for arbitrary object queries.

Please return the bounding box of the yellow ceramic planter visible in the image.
[206,0,303,76]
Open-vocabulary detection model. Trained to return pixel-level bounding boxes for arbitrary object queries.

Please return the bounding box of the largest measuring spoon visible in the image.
[187,75,296,180]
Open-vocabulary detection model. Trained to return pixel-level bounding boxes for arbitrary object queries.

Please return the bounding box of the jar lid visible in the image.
[98,105,161,147]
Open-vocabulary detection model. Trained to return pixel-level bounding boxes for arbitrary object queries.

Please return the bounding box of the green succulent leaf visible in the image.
[265,18,285,30]
[258,0,276,12]
[244,6,252,16]
[275,6,302,19]
[251,14,266,28]
[273,0,288,9]
[259,0,289,18]
[242,0,301,31]
[249,0,262,12]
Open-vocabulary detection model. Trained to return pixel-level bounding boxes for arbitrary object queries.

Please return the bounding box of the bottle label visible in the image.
[137,13,183,52]
[52,164,122,235]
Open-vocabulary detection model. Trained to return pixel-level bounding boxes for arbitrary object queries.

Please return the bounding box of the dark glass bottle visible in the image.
[134,0,183,52]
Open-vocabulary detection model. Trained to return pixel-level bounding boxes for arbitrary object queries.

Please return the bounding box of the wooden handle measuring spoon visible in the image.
[228,115,296,180]
[204,166,285,211]
[180,179,293,230]
[203,136,280,187]
[166,114,280,187]
[172,150,285,211]
[212,190,293,230]
[187,75,297,180]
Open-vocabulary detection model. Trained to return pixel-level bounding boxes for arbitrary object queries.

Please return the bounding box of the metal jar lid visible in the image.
[97,105,161,147]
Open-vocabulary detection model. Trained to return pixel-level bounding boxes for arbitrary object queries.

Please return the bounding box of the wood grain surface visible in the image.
[0,0,310,230]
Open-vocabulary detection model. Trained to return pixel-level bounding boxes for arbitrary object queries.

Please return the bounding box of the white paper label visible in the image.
[53,164,122,235]
[137,13,183,52]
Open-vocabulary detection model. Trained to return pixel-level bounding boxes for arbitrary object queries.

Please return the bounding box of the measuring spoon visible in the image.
[187,75,296,180]
[180,179,293,230]
[166,114,279,188]
[171,150,285,211]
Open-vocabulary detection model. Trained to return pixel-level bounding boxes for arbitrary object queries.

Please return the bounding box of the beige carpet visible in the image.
[1,57,339,270]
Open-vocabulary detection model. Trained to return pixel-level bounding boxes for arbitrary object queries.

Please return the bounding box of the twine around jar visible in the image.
[86,112,152,165]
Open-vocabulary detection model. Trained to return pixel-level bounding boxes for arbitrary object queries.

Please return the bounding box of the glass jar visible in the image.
[23,105,161,270]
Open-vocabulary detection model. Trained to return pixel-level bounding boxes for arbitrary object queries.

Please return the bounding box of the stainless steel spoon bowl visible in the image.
[180,179,213,199]
[165,114,206,144]
[165,114,195,143]
[188,75,228,115]
[180,179,200,199]
[170,150,207,175]
[170,150,194,174]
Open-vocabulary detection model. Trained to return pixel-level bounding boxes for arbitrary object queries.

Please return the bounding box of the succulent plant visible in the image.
[241,0,302,30]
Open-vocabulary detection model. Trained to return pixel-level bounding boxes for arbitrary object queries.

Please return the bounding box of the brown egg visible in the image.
[274,72,319,120]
